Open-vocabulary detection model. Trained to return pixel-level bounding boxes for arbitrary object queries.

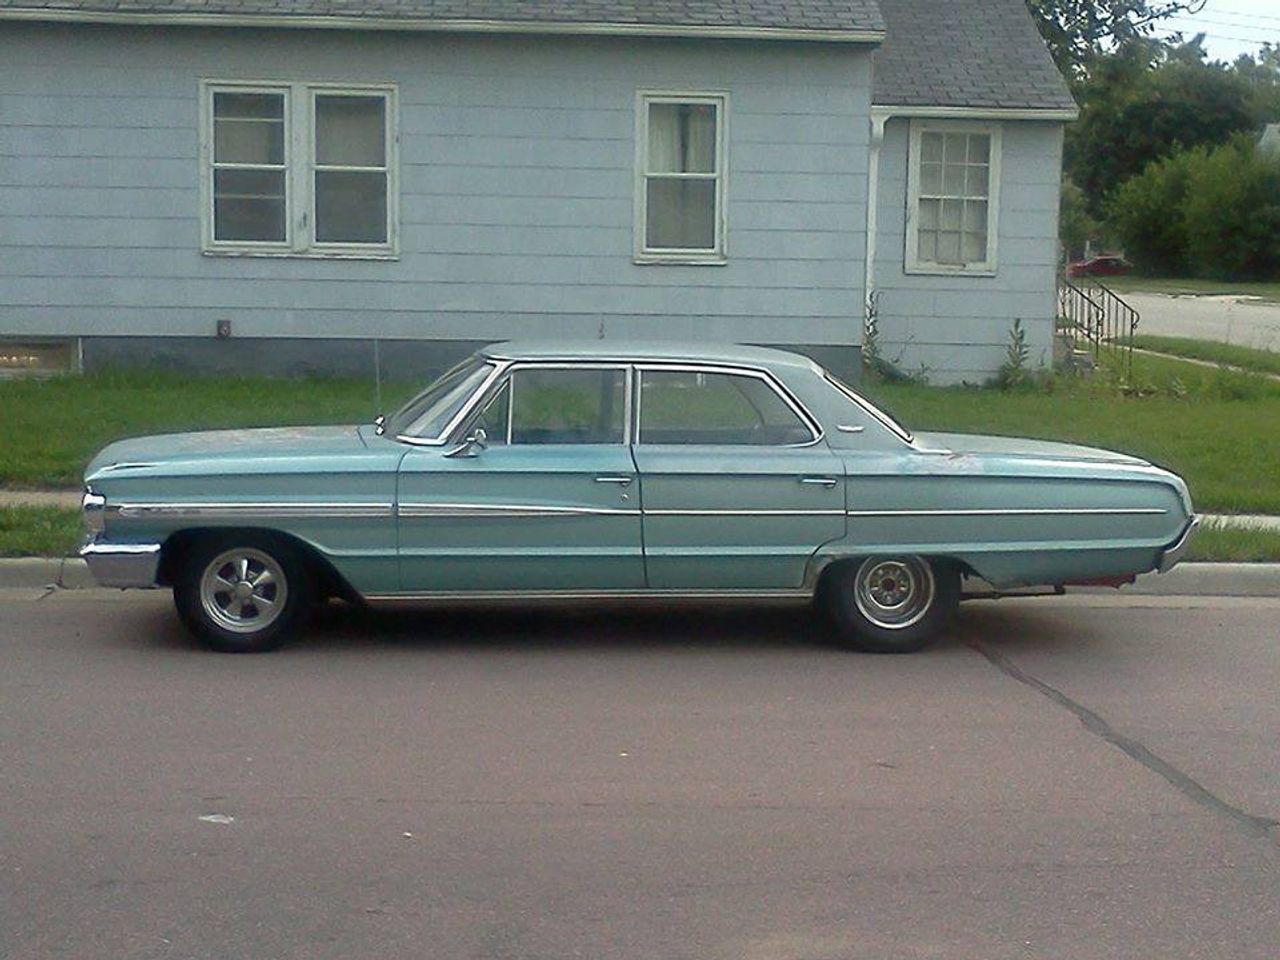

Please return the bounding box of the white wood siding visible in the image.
[873,118,1063,384]
[0,23,871,348]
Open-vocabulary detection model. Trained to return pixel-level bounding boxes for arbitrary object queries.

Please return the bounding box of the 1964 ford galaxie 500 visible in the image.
[80,342,1198,654]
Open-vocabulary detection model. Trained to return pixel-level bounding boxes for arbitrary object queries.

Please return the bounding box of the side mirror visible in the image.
[444,427,488,458]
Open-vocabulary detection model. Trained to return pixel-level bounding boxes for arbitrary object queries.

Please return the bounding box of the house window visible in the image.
[202,82,397,257]
[905,121,1000,275]
[636,93,727,263]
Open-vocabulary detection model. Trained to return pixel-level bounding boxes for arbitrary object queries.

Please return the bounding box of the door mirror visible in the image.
[444,427,488,459]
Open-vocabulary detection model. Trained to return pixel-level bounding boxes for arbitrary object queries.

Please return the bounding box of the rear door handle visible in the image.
[799,476,838,487]
[594,475,634,486]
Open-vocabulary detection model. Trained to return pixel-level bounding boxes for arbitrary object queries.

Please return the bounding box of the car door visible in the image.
[396,363,645,593]
[631,365,846,590]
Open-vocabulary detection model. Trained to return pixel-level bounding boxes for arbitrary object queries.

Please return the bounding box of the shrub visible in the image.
[1105,148,1197,275]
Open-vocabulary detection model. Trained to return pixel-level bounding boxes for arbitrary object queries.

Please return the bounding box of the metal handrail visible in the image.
[1059,276,1139,377]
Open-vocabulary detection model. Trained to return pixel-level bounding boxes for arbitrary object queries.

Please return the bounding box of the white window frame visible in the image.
[904,119,1001,276]
[199,80,399,259]
[634,91,728,265]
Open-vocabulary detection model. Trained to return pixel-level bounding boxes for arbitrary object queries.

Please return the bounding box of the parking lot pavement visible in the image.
[2,589,1278,960]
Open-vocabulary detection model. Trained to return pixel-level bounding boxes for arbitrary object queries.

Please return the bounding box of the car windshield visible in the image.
[823,371,914,443]
[386,357,495,441]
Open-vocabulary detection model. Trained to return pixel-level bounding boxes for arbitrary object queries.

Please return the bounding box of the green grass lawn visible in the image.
[0,507,83,557]
[864,351,1280,515]
[0,372,417,489]
[1129,335,1280,372]
[1185,519,1280,563]
[2,351,1278,517]
[1105,276,1280,303]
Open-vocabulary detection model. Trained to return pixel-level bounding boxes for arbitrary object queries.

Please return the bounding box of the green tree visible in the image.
[1105,147,1196,275]
[1026,0,1204,83]
[1067,41,1256,215]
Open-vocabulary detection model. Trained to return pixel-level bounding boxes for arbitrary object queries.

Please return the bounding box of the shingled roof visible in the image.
[0,0,885,40]
[873,0,1076,112]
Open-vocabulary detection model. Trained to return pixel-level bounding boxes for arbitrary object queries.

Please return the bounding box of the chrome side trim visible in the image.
[399,503,640,518]
[1158,515,1200,573]
[80,540,162,589]
[847,507,1169,518]
[645,508,846,517]
[112,502,394,520]
[364,588,813,603]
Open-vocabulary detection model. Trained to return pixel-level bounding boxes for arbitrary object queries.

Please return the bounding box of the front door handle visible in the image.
[594,475,634,486]
[799,476,838,487]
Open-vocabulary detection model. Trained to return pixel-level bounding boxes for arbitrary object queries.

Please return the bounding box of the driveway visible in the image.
[1124,292,1280,350]
[3,589,1278,960]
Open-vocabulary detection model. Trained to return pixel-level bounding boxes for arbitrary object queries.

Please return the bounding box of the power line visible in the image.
[1168,14,1280,32]
[1209,5,1280,24]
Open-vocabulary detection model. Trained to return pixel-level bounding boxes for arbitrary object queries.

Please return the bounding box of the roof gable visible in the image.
[0,0,885,41]
[873,0,1075,113]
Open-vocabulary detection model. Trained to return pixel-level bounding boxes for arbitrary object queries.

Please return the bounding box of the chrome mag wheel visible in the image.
[198,547,289,635]
[852,556,936,631]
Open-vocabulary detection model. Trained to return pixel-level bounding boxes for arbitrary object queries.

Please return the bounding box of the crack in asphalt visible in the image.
[967,637,1280,844]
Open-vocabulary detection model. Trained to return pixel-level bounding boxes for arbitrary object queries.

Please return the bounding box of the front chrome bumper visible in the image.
[80,538,161,588]
[1157,516,1200,573]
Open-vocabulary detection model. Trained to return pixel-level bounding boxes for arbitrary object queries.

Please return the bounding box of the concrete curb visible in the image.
[1,559,1276,598]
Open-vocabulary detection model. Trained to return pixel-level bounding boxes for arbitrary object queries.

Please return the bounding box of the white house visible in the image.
[0,0,1075,383]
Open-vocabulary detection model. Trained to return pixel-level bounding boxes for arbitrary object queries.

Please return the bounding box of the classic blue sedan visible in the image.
[80,342,1197,653]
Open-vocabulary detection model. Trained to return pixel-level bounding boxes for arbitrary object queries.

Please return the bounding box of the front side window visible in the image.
[637,369,815,446]
[636,93,726,262]
[203,82,396,256]
[906,122,1000,275]
[507,367,627,445]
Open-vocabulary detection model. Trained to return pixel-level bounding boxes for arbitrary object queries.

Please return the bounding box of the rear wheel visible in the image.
[173,534,313,653]
[824,555,959,653]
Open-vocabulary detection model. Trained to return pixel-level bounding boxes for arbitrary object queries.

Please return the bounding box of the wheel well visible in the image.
[157,527,359,602]
[814,553,973,598]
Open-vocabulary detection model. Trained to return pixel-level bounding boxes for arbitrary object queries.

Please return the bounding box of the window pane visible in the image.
[940,198,963,231]
[390,358,494,439]
[646,178,715,250]
[917,228,938,263]
[315,171,387,243]
[965,164,989,197]
[918,198,940,230]
[214,117,284,165]
[943,133,967,165]
[936,231,962,264]
[963,199,987,232]
[962,231,987,262]
[639,371,810,446]
[510,368,625,444]
[967,135,990,163]
[920,131,943,162]
[648,102,716,174]
[214,92,283,120]
[473,381,510,445]
[213,169,285,241]
[919,161,942,195]
[316,95,386,167]
[943,162,966,195]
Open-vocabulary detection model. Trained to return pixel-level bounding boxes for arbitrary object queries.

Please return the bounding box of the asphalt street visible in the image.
[1124,292,1280,351]
[2,588,1278,960]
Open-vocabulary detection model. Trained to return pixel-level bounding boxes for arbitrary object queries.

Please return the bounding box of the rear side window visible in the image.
[508,367,627,445]
[637,369,814,445]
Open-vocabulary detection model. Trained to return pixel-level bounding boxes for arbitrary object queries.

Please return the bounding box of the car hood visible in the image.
[85,425,368,481]
[911,431,1151,466]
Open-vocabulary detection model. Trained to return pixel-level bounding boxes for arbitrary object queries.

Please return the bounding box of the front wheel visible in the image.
[173,535,314,653]
[823,555,960,653]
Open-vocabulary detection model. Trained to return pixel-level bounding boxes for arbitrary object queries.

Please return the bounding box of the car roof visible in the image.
[481,340,818,372]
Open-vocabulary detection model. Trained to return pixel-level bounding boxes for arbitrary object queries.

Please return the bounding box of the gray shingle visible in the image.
[0,0,885,35]
[873,0,1076,111]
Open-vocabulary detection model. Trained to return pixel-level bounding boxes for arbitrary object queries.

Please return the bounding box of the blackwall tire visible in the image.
[173,534,314,653]
[824,555,960,653]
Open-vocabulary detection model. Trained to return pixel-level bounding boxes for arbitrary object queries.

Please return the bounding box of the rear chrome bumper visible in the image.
[80,538,161,588]
[1157,516,1200,573]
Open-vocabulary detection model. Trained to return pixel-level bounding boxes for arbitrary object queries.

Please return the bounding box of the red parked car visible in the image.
[1067,254,1132,278]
